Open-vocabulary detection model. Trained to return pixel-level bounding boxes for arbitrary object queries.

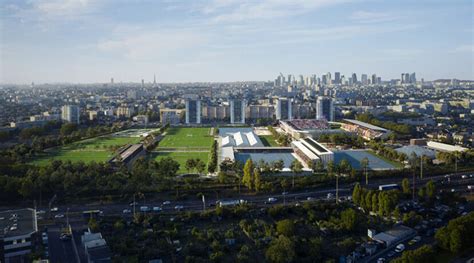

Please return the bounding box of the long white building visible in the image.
[291,137,334,166]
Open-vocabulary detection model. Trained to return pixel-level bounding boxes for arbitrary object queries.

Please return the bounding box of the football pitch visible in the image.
[158,127,213,148]
[30,133,141,165]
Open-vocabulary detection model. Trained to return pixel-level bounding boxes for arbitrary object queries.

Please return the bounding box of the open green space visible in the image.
[152,151,209,173]
[158,127,213,148]
[258,135,279,147]
[30,135,141,165]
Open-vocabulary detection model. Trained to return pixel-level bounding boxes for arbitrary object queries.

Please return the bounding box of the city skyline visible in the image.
[1,0,473,84]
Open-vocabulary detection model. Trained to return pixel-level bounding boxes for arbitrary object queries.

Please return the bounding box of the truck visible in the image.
[217,200,246,207]
[378,184,400,191]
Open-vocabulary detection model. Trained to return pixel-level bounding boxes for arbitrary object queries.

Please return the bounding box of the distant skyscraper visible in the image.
[276,98,292,120]
[61,105,80,124]
[361,74,368,85]
[409,72,416,83]
[111,78,114,84]
[316,96,334,121]
[352,73,357,84]
[185,99,201,124]
[334,72,341,84]
[326,72,332,85]
[371,74,377,85]
[141,79,145,88]
[322,75,328,85]
[153,74,157,86]
[230,99,246,124]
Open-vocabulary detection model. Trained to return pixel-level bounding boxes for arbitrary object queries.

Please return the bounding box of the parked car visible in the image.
[395,244,405,253]
[129,201,138,206]
[50,207,59,212]
[174,205,184,210]
[377,258,386,263]
[54,214,64,219]
[152,206,162,212]
[307,197,314,201]
[163,201,171,205]
[267,197,277,203]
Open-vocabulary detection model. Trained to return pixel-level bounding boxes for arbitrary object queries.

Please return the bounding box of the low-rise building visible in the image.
[0,208,38,263]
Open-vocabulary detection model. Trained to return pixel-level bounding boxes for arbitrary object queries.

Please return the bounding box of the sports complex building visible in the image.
[291,137,334,167]
[341,119,392,140]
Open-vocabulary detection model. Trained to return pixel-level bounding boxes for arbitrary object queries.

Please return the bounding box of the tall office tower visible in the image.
[371,74,377,85]
[348,77,353,86]
[61,105,80,124]
[316,96,334,121]
[153,74,157,87]
[404,73,410,84]
[377,77,382,84]
[409,72,416,83]
[287,74,292,85]
[326,72,332,85]
[185,99,201,124]
[334,72,341,84]
[141,79,145,88]
[321,75,328,85]
[400,73,405,84]
[352,73,357,84]
[111,78,114,84]
[361,74,368,85]
[276,98,292,120]
[230,99,246,124]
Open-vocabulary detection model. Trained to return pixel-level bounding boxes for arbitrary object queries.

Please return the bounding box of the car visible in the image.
[395,244,405,253]
[129,201,138,206]
[122,209,131,214]
[267,197,277,203]
[50,207,59,212]
[54,214,64,218]
[451,188,456,193]
[60,233,71,241]
[327,193,333,199]
[36,210,46,215]
[307,197,314,201]
[174,205,184,210]
[461,175,468,179]
[152,206,162,212]
[163,201,171,205]
[377,258,386,263]
[468,185,473,190]
[282,191,289,195]
[140,206,150,212]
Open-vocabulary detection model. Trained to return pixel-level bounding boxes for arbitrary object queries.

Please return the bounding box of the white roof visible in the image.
[221,136,232,147]
[234,132,244,146]
[245,132,258,146]
[427,141,467,152]
[221,146,235,161]
[292,141,320,160]
[343,119,388,132]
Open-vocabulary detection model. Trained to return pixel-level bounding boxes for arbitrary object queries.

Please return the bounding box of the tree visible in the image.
[425,180,436,199]
[243,159,254,190]
[195,159,206,175]
[265,235,295,263]
[185,158,196,173]
[273,159,284,171]
[254,168,262,192]
[290,160,303,188]
[392,245,434,263]
[340,208,358,231]
[60,123,78,136]
[402,178,410,194]
[276,219,295,237]
[339,159,351,175]
[352,183,361,205]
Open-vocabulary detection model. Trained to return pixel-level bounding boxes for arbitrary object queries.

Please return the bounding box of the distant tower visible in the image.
[111,78,114,84]
[141,79,145,88]
[185,99,201,124]
[230,99,246,124]
[316,96,334,121]
[153,74,156,86]
[276,98,292,120]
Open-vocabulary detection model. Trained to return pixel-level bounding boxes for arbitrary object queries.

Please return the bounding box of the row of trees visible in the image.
[317,133,364,148]
[184,158,206,174]
[356,113,414,135]
[352,183,400,216]
[368,140,408,163]
[207,140,218,173]
[242,159,262,192]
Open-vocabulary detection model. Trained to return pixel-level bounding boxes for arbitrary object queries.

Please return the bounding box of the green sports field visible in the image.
[158,127,213,148]
[152,151,209,174]
[30,134,141,166]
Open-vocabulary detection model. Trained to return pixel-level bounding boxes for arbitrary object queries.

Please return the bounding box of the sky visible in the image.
[0,0,473,84]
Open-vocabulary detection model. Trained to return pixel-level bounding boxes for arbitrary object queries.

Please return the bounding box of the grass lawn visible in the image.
[159,127,213,148]
[259,135,279,147]
[152,151,209,173]
[30,135,141,165]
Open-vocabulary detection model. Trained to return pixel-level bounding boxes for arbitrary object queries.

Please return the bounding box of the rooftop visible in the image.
[0,208,37,238]
[343,119,388,132]
[283,119,329,131]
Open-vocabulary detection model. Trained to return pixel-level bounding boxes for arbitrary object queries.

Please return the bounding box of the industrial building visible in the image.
[426,141,468,153]
[371,225,416,247]
[0,208,38,263]
[341,119,391,140]
[291,137,334,166]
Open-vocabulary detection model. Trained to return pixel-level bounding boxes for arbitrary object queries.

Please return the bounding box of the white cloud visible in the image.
[203,0,351,23]
[350,10,398,23]
[450,44,474,53]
